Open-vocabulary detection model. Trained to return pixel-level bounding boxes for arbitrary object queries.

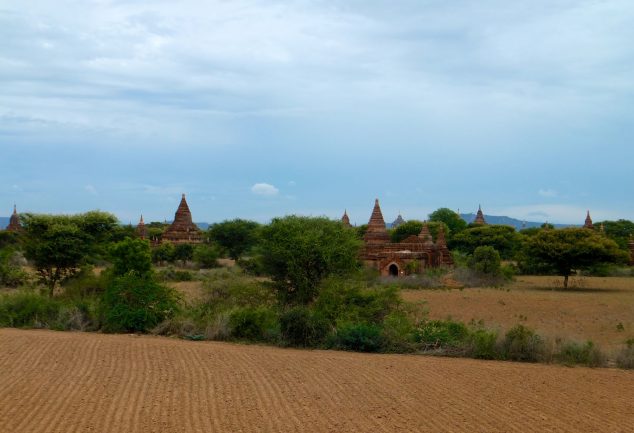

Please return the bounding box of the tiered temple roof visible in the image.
[341,210,352,227]
[392,214,405,228]
[583,211,594,229]
[363,199,391,244]
[136,215,147,240]
[6,205,22,232]
[473,205,486,225]
[162,194,203,244]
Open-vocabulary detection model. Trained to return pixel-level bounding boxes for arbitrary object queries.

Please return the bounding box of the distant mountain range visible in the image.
[0,216,574,232]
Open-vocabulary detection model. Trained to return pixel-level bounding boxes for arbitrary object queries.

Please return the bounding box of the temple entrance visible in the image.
[388,264,399,277]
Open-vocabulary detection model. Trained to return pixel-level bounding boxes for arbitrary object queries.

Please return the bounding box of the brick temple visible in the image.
[354,199,453,277]
[583,210,594,229]
[160,194,203,244]
[5,205,22,232]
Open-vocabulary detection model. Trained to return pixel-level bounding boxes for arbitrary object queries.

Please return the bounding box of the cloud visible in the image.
[84,184,98,195]
[251,183,279,196]
[538,188,557,198]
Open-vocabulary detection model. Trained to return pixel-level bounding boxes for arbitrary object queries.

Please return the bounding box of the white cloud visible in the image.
[538,188,557,198]
[251,183,279,196]
[84,184,98,195]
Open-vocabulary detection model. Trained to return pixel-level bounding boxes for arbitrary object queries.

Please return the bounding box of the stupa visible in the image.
[6,205,22,232]
[583,211,594,229]
[473,205,486,225]
[162,194,203,244]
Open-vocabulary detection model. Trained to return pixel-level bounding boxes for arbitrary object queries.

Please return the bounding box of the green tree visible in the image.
[453,225,520,259]
[110,238,152,277]
[193,244,220,268]
[173,243,194,266]
[260,216,361,305]
[391,220,423,243]
[523,228,627,288]
[594,219,634,251]
[428,208,467,235]
[208,219,261,260]
[22,212,118,296]
[468,246,501,275]
[152,242,175,265]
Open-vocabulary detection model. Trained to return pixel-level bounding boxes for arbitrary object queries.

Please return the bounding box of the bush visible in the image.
[280,306,330,347]
[193,244,221,268]
[0,249,30,287]
[157,266,195,282]
[228,306,278,341]
[101,274,181,333]
[0,290,62,327]
[466,329,500,360]
[502,325,544,362]
[333,322,383,352]
[381,311,417,352]
[556,340,606,367]
[616,339,634,369]
[62,265,108,298]
[468,246,501,275]
[415,320,469,348]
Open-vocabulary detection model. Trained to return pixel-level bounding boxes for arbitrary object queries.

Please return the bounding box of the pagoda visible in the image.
[583,211,594,229]
[162,194,203,244]
[341,210,352,227]
[392,214,405,228]
[6,205,22,232]
[473,205,486,225]
[136,215,147,240]
[363,199,391,245]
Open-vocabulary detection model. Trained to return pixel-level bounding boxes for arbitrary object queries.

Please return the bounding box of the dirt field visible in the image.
[403,276,634,350]
[1,329,633,433]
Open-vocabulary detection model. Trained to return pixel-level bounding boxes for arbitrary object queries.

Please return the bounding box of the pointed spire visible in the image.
[474,204,486,225]
[341,209,351,227]
[162,193,203,243]
[136,214,147,239]
[13,204,17,215]
[584,210,594,229]
[363,198,390,244]
[6,204,22,232]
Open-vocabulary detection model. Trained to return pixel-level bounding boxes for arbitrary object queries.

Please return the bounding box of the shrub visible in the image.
[101,274,181,333]
[62,265,108,298]
[200,268,275,313]
[556,341,606,367]
[157,267,195,282]
[333,322,383,352]
[280,306,330,347]
[502,324,544,362]
[193,244,221,269]
[415,320,469,348]
[229,306,278,341]
[0,291,62,327]
[616,339,634,369]
[468,246,501,275]
[381,311,417,352]
[0,249,30,287]
[466,329,500,360]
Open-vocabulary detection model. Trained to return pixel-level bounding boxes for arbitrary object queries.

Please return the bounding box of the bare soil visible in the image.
[402,276,634,350]
[1,328,633,433]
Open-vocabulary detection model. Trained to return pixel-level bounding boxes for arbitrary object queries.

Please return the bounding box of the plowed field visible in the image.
[1,329,633,433]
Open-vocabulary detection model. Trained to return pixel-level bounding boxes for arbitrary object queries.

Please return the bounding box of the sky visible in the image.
[1,0,633,225]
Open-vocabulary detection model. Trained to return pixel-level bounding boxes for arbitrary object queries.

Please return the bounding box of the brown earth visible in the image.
[402,276,634,350]
[1,329,633,433]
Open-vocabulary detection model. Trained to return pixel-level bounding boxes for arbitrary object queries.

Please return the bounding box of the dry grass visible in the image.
[402,276,634,350]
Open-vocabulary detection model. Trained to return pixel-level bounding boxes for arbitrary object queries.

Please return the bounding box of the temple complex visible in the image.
[473,205,486,225]
[583,211,594,229]
[162,194,203,244]
[136,215,147,240]
[359,199,453,276]
[6,205,22,232]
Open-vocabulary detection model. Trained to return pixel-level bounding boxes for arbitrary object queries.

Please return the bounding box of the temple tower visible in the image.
[435,225,453,266]
[473,205,486,225]
[392,213,405,228]
[136,215,147,240]
[162,194,203,243]
[341,210,352,227]
[6,205,22,232]
[583,211,594,229]
[363,199,390,244]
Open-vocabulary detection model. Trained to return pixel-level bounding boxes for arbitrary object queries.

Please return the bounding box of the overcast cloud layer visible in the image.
[1,0,633,224]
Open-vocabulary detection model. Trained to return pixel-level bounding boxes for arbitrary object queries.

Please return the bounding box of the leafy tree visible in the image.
[193,244,220,268]
[391,220,423,243]
[110,238,152,277]
[152,242,175,265]
[22,212,118,296]
[523,228,627,288]
[0,231,21,249]
[428,208,467,235]
[468,246,501,275]
[453,225,520,259]
[173,243,194,266]
[355,224,368,239]
[208,219,261,260]
[260,216,361,305]
[593,219,634,251]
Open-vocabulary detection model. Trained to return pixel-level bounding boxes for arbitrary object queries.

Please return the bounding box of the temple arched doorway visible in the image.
[388,264,399,277]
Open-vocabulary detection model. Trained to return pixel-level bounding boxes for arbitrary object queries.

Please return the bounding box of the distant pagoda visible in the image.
[162,194,203,244]
[363,199,391,245]
[473,205,486,225]
[6,205,22,232]
[136,215,147,240]
[392,213,405,229]
[341,210,352,227]
[583,210,594,229]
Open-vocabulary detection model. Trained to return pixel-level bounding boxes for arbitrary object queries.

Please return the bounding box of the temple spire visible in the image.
[341,209,351,227]
[136,214,147,240]
[363,198,390,244]
[6,204,22,232]
[474,204,486,225]
[584,210,594,229]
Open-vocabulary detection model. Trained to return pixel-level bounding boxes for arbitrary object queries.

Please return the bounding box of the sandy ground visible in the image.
[402,276,634,350]
[1,329,633,433]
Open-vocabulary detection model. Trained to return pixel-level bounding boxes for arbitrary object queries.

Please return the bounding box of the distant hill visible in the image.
[460,213,575,230]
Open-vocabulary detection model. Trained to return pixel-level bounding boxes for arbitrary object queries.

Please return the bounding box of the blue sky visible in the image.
[1,0,633,225]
